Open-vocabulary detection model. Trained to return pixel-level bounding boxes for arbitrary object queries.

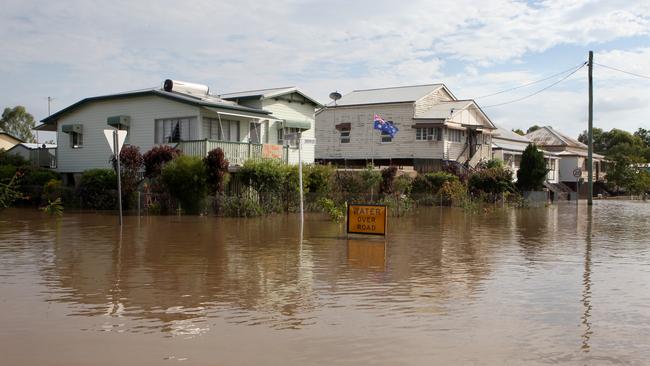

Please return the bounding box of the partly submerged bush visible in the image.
[204,148,230,195]
[411,171,459,195]
[77,169,117,210]
[143,145,181,178]
[161,155,207,214]
[380,166,398,194]
[317,197,345,222]
[305,164,334,197]
[111,145,144,209]
[220,195,263,217]
[468,166,515,200]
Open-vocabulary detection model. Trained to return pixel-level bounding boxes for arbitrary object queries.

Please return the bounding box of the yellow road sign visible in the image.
[347,204,387,236]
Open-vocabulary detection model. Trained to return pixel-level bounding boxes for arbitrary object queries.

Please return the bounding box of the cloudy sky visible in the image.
[2,0,650,140]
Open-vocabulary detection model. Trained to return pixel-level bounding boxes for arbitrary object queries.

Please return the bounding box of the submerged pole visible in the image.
[298,131,304,226]
[587,51,594,206]
[114,130,123,226]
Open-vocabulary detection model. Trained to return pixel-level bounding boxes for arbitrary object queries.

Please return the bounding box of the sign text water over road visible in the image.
[347,204,386,235]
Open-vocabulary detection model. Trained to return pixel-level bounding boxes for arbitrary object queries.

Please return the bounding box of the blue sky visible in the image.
[2,0,650,140]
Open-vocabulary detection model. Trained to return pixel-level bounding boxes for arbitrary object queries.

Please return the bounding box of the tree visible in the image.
[517,144,548,191]
[512,128,525,136]
[526,125,542,134]
[606,153,650,194]
[1,106,36,142]
[634,128,650,147]
[204,148,229,195]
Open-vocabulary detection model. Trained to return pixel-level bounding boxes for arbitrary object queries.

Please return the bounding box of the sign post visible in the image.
[347,204,387,236]
[104,129,127,226]
[573,167,582,202]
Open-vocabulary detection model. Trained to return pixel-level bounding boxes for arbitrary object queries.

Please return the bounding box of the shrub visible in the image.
[517,144,548,191]
[42,179,63,203]
[0,148,29,166]
[469,166,515,201]
[41,197,63,216]
[143,145,181,178]
[111,145,144,208]
[305,164,334,197]
[220,195,263,217]
[77,169,117,210]
[161,155,207,214]
[317,197,345,222]
[18,166,59,187]
[438,180,469,207]
[333,170,366,202]
[239,159,286,209]
[360,165,382,197]
[0,172,22,208]
[204,148,230,195]
[0,165,17,183]
[393,175,413,196]
[411,172,458,195]
[380,166,398,194]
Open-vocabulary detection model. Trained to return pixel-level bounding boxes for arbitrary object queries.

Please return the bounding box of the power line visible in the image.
[594,62,650,81]
[475,62,587,99]
[481,63,586,109]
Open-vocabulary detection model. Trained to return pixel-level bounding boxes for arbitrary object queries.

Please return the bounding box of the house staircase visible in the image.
[543,181,572,201]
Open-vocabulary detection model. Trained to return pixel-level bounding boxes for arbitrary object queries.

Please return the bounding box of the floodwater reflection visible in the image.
[1,201,649,365]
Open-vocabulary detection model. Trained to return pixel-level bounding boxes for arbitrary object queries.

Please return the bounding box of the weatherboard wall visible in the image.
[262,98,317,164]
[55,95,198,173]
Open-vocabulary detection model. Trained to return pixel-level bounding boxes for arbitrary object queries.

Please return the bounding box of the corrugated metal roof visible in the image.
[16,143,57,149]
[41,89,271,124]
[333,84,444,106]
[525,126,586,149]
[493,126,531,143]
[492,140,529,152]
[414,100,473,119]
[221,86,322,106]
[220,87,295,99]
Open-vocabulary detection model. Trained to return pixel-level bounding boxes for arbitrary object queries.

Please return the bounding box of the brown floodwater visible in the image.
[0,201,649,365]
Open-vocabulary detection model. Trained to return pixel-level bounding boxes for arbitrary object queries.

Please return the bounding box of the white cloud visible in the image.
[1,0,649,140]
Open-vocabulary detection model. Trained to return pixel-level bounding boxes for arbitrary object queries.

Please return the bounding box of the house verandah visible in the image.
[167,106,290,168]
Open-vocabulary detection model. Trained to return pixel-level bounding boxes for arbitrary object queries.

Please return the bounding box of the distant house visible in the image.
[492,127,560,183]
[39,80,319,183]
[220,87,321,164]
[7,143,57,168]
[525,126,605,185]
[315,84,496,172]
[0,131,24,151]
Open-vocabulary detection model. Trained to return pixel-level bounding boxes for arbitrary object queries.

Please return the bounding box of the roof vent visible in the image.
[163,79,210,96]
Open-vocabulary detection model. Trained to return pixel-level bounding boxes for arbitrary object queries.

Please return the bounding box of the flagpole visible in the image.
[371,112,375,166]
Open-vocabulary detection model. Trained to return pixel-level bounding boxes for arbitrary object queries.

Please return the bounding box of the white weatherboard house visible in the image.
[491,127,560,183]
[220,87,321,165]
[525,126,605,186]
[315,84,496,172]
[39,80,320,183]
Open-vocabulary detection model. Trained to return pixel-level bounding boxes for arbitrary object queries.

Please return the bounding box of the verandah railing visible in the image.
[176,139,287,166]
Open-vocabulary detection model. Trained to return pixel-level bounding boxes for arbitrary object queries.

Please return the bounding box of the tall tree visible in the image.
[0,106,36,142]
[634,128,650,147]
[526,125,542,134]
[517,144,548,191]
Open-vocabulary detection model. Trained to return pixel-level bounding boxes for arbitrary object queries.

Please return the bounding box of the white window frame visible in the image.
[415,127,442,141]
[340,128,350,144]
[155,117,197,144]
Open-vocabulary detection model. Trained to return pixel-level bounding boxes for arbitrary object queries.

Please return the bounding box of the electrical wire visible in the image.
[481,63,586,109]
[475,61,587,99]
[594,62,650,81]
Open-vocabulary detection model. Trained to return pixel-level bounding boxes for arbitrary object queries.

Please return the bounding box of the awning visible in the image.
[411,122,444,129]
[335,122,351,131]
[203,107,281,121]
[107,115,130,128]
[277,119,311,130]
[61,124,83,134]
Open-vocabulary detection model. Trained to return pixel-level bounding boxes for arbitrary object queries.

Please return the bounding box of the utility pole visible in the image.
[578,51,594,206]
[297,131,304,226]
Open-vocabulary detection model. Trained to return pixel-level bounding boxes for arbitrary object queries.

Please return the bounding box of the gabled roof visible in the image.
[525,126,586,149]
[220,86,322,106]
[493,126,531,143]
[0,131,25,143]
[41,89,271,125]
[330,84,451,107]
[414,100,496,130]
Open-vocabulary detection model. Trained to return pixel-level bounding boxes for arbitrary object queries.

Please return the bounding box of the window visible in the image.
[340,128,350,143]
[447,129,463,143]
[155,117,197,143]
[205,118,240,142]
[415,127,442,141]
[249,122,261,144]
[279,127,301,146]
[380,121,395,143]
[70,132,83,148]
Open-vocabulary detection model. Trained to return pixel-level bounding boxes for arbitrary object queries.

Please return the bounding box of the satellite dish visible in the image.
[329,91,342,101]
[163,79,174,92]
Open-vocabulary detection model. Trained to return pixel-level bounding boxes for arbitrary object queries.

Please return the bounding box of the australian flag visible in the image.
[373,114,399,138]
